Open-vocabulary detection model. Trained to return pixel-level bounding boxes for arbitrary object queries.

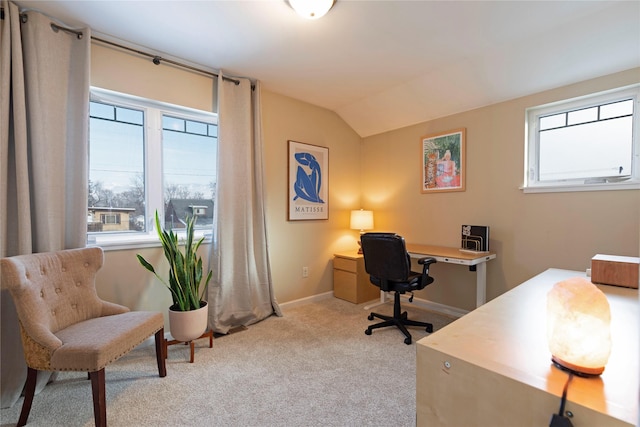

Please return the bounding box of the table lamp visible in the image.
[546,277,612,376]
[350,209,374,254]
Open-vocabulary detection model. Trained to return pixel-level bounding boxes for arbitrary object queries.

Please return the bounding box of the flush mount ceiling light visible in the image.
[288,0,336,19]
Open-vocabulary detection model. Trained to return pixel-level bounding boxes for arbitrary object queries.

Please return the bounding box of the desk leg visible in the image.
[476,262,487,307]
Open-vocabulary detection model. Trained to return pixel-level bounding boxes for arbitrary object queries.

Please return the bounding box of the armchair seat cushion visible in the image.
[51,311,163,372]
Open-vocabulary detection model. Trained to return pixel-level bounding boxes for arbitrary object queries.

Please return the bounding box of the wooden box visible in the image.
[591,254,639,289]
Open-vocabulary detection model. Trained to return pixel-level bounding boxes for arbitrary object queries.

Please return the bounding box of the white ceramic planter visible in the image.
[168,301,208,342]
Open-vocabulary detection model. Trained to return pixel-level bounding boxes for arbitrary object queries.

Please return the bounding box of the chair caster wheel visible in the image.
[365,329,372,335]
[426,324,433,333]
[367,314,374,321]
[404,337,412,345]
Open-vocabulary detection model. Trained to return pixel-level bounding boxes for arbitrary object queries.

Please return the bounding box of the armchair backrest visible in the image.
[360,233,412,282]
[1,247,106,336]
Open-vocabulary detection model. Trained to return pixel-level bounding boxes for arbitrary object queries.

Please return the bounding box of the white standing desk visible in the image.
[365,244,496,309]
[406,244,496,307]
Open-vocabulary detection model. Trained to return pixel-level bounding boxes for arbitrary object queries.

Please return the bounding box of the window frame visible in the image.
[523,84,640,193]
[88,87,217,250]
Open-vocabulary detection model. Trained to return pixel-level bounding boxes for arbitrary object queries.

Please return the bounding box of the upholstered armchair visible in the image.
[0,247,166,426]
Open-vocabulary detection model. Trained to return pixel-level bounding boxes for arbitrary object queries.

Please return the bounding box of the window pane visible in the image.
[186,120,208,136]
[601,99,633,120]
[163,116,184,132]
[88,101,145,233]
[116,107,143,125]
[540,113,565,130]
[90,102,114,120]
[539,116,632,181]
[567,107,597,126]
[163,116,217,231]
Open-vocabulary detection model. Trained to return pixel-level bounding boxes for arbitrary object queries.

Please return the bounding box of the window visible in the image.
[88,88,217,247]
[101,214,121,225]
[524,85,640,192]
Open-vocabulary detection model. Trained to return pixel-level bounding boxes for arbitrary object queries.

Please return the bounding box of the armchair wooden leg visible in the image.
[155,328,167,377]
[89,369,107,427]
[17,367,37,427]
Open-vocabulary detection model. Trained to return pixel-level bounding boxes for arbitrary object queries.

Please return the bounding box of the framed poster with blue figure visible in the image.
[288,140,329,220]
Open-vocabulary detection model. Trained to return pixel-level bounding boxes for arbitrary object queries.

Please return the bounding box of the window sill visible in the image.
[88,231,212,251]
[521,180,640,194]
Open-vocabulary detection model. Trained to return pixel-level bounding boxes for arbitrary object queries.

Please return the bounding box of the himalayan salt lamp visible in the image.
[546,277,612,376]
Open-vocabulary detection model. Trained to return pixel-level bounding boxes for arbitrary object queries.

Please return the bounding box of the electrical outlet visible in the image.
[302,267,309,278]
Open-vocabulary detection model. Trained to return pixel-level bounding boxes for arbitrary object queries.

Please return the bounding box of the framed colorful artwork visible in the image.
[288,140,329,220]
[421,128,466,193]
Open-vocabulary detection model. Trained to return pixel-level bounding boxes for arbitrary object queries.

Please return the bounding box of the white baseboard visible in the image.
[280,291,468,319]
[360,294,468,318]
[405,296,469,318]
[279,291,334,311]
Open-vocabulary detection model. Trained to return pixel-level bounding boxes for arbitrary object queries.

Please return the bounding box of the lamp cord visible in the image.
[558,372,573,416]
[549,372,574,427]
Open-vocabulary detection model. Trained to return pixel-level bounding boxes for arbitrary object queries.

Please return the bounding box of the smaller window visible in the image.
[191,205,207,216]
[524,85,640,192]
[101,214,121,225]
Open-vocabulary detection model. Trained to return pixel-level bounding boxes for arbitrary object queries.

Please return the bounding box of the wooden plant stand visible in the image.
[164,330,214,363]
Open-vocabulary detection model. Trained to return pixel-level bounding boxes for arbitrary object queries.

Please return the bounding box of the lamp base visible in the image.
[551,356,604,377]
[357,241,363,254]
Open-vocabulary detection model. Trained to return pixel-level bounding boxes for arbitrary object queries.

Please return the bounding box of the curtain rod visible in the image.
[2,9,85,41]
[92,36,239,85]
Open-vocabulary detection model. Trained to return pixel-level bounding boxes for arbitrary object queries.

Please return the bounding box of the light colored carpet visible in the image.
[0,297,456,427]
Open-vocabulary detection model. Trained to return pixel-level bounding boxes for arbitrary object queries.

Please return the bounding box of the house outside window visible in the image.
[524,84,640,193]
[88,88,217,248]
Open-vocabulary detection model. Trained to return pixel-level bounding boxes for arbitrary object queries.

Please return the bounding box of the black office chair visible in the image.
[360,233,437,345]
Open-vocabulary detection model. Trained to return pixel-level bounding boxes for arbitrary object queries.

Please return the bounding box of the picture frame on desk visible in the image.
[288,140,329,221]
[421,128,465,193]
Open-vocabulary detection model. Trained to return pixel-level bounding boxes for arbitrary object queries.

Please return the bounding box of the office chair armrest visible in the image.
[418,257,437,275]
[417,257,437,266]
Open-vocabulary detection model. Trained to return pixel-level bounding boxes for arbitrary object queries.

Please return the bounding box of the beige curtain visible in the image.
[208,75,281,334]
[0,0,90,407]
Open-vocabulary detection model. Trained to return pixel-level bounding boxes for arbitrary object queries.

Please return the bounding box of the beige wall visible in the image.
[92,42,639,314]
[261,91,363,303]
[361,68,640,310]
[91,43,214,112]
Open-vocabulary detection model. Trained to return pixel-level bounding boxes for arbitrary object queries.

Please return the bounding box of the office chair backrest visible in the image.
[361,233,412,282]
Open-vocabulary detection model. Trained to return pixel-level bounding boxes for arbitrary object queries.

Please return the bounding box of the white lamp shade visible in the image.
[288,0,335,19]
[350,210,374,231]
[546,277,612,376]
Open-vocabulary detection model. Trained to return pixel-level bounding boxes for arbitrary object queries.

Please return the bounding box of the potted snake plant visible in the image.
[137,211,212,342]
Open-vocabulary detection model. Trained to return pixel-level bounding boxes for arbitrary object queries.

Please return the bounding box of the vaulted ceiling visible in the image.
[14,0,640,137]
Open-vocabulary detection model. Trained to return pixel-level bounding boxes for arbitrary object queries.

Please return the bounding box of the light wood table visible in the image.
[416,268,638,426]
